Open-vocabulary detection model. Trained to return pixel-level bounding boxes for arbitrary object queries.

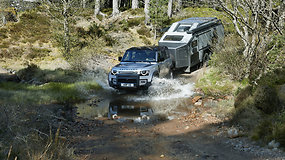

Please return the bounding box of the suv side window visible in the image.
[158,51,164,62]
[165,50,170,58]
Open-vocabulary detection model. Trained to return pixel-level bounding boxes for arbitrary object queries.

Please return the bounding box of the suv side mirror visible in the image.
[118,57,122,61]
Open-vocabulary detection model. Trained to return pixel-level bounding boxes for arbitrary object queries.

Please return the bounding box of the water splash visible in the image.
[129,77,194,101]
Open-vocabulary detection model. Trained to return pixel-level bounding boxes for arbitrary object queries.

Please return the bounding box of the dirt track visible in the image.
[64,68,284,160]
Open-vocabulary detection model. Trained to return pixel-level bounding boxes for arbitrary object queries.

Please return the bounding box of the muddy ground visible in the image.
[62,69,285,160]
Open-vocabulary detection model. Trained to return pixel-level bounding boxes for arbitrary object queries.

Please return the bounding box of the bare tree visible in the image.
[177,0,182,12]
[94,0,100,16]
[132,0,139,9]
[279,0,285,30]
[144,0,150,24]
[167,0,173,17]
[44,0,79,58]
[112,0,119,16]
[217,0,284,83]
[0,0,9,26]
[82,0,86,8]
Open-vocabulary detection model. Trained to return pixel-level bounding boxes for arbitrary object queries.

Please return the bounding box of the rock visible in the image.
[194,100,202,106]
[160,154,165,158]
[268,140,280,149]
[192,96,202,103]
[227,128,239,138]
[185,126,189,130]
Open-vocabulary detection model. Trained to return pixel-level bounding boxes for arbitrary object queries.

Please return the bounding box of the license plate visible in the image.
[121,83,135,87]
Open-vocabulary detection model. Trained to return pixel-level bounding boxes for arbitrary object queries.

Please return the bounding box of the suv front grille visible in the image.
[118,79,137,83]
[117,74,138,83]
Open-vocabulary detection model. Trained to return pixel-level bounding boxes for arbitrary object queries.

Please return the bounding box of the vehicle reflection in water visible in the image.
[76,98,153,123]
[108,99,153,122]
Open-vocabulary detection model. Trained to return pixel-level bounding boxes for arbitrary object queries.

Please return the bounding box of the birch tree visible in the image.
[82,0,86,8]
[132,0,139,9]
[149,0,168,39]
[94,0,100,16]
[0,0,10,26]
[217,0,284,83]
[144,0,150,24]
[167,0,173,17]
[177,0,182,12]
[44,0,79,58]
[112,0,119,16]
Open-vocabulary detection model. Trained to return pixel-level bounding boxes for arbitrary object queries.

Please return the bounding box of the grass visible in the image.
[0,81,101,105]
[8,10,51,43]
[17,64,81,83]
[196,68,244,97]
[0,65,102,159]
[137,26,151,37]
[0,65,102,105]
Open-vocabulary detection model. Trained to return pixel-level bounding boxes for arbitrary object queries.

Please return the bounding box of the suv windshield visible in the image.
[121,50,157,62]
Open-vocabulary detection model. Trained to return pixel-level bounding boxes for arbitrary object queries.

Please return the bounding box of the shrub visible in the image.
[130,8,144,15]
[17,64,82,83]
[210,34,247,81]
[0,103,75,160]
[127,17,144,27]
[140,36,151,45]
[26,48,52,59]
[231,97,262,130]
[234,86,253,108]
[137,26,151,37]
[253,85,280,114]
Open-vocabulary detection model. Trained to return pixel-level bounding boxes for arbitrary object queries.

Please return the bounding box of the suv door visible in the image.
[158,48,170,77]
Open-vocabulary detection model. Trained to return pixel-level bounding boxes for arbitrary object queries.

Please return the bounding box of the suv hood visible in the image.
[113,62,154,70]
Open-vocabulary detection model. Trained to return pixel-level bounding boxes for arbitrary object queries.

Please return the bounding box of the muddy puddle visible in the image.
[76,77,196,123]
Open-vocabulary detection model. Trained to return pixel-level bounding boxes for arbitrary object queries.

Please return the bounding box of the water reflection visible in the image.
[108,99,153,122]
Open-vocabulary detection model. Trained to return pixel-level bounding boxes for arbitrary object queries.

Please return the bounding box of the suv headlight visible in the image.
[111,70,118,75]
[140,70,150,76]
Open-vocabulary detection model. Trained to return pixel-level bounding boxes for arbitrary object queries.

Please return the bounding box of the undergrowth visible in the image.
[196,67,244,97]
[0,64,102,159]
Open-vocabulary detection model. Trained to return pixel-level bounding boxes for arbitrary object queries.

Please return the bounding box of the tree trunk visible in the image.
[132,0,139,9]
[63,1,70,58]
[82,0,86,8]
[144,0,150,24]
[112,0,119,16]
[1,13,6,26]
[94,0,100,16]
[167,0,173,18]
[279,0,285,30]
[177,0,182,12]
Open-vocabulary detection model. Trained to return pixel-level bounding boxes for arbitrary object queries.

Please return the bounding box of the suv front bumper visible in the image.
[108,74,151,89]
